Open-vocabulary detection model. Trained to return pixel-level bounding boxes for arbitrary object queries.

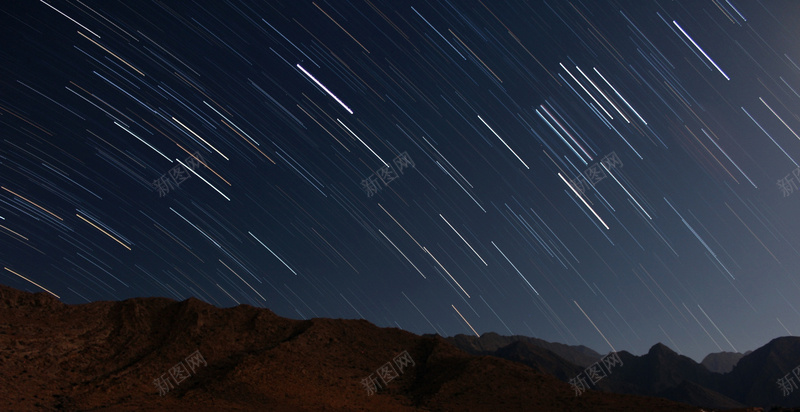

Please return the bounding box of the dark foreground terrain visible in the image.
[0,284,771,411]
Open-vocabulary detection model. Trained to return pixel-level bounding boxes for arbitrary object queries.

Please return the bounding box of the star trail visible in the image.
[2,0,800,362]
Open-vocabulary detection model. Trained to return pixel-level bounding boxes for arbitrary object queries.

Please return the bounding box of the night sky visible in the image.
[2,0,800,362]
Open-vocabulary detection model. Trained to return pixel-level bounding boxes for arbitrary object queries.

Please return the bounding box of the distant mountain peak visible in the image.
[701,351,745,374]
[648,342,678,357]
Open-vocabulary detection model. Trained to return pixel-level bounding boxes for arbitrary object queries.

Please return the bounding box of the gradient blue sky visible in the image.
[2,0,800,362]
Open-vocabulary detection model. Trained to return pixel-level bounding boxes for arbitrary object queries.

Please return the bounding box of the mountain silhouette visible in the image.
[0,284,704,411]
[702,351,748,374]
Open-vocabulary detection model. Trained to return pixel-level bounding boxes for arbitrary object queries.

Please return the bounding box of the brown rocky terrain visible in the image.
[0,284,736,411]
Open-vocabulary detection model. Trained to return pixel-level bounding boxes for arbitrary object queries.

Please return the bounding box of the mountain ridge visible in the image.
[0,284,786,411]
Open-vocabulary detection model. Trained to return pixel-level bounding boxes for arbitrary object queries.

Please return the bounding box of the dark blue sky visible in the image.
[2,0,800,362]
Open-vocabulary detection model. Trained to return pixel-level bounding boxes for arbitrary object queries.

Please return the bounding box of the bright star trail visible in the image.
[2,0,800,362]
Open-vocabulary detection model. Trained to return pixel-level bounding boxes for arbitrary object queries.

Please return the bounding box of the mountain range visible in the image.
[0,284,792,411]
[443,332,799,409]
